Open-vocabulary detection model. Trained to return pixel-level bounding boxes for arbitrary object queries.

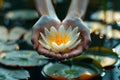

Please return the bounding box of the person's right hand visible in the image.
[31,15,65,59]
[61,17,91,59]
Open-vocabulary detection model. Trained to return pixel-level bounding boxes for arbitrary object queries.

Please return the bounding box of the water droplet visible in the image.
[101,72,106,77]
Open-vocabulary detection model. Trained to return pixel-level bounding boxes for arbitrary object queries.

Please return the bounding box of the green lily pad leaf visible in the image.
[5,10,38,20]
[43,63,69,77]
[0,66,29,80]
[0,26,8,42]
[42,60,103,79]
[69,56,103,77]
[69,56,103,71]
[82,47,118,67]
[0,73,18,80]
[0,50,48,67]
[65,67,83,79]
[8,27,27,41]
[0,43,19,53]
[24,31,32,45]
[7,69,30,79]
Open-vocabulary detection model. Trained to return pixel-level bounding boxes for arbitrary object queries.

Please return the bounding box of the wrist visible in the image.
[40,15,61,23]
[65,11,84,20]
[65,0,88,20]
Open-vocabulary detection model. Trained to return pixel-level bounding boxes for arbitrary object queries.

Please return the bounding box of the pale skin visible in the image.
[32,0,91,60]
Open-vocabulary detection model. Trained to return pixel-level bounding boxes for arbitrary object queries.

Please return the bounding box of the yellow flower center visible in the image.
[48,32,71,46]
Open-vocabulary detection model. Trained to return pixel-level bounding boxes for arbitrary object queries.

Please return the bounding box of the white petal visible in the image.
[58,25,65,38]
[44,27,50,36]
[52,42,59,51]
[51,26,57,33]
[50,26,57,34]
[39,40,51,49]
[51,43,60,52]
[72,27,78,35]
[59,25,65,33]
[64,41,71,48]
[65,41,71,45]
[66,32,80,48]
[66,26,72,39]
[59,25,65,37]
[69,39,81,49]
[66,26,72,34]
[40,32,49,45]
[59,44,65,51]
[51,48,59,52]
[66,32,72,39]
[71,32,80,43]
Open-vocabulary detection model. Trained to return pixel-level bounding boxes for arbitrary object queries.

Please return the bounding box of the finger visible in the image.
[31,27,40,49]
[62,46,83,59]
[37,45,63,60]
[80,30,91,51]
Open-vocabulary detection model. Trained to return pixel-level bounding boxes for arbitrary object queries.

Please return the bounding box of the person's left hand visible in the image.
[60,18,91,59]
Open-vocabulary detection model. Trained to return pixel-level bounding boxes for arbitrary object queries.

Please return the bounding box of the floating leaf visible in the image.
[8,69,30,79]
[69,56,103,76]
[82,47,118,67]
[5,10,38,20]
[42,58,103,80]
[8,27,27,41]
[0,43,19,53]
[0,66,29,80]
[0,26,8,42]
[42,63,69,77]
[0,73,18,80]
[0,50,48,67]
[24,31,32,45]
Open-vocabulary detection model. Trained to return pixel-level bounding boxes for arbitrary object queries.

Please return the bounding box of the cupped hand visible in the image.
[32,16,64,59]
[60,18,91,59]
[32,16,91,60]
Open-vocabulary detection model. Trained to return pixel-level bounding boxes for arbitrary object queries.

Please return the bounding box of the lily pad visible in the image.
[42,58,103,80]
[0,43,19,53]
[0,26,8,42]
[82,47,118,67]
[0,73,18,80]
[0,50,48,67]
[5,9,38,20]
[8,27,27,41]
[0,66,30,80]
[24,31,32,45]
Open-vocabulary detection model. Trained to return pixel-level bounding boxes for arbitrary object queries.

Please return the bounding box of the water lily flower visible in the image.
[39,25,81,53]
